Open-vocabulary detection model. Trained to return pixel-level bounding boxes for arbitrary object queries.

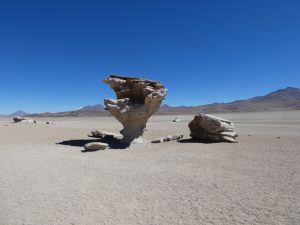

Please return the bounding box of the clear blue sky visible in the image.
[0,0,299,114]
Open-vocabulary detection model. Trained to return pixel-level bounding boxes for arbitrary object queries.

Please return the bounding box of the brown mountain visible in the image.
[0,110,30,118]
[158,87,300,114]
[80,104,105,111]
[30,110,108,117]
[30,104,107,117]
[29,87,300,117]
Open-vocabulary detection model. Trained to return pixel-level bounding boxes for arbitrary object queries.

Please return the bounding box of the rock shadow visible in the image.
[57,137,130,151]
[177,138,221,144]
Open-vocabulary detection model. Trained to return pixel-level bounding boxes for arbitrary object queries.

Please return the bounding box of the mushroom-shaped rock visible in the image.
[103,75,167,144]
[188,113,238,143]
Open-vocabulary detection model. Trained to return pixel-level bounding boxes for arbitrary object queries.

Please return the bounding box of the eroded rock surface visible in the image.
[151,134,183,143]
[88,130,122,140]
[104,75,167,144]
[188,113,238,143]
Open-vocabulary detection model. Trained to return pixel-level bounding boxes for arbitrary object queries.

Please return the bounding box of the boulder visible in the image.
[103,75,167,144]
[188,113,238,143]
[83,142,108,151]
[151,134,183,143]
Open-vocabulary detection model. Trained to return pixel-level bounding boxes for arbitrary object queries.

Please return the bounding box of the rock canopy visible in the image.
[188,113,238,143]
[103,75,167,144]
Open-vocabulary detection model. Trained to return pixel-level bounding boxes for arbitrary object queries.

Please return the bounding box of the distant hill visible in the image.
[0,110,30,118]
[79,104,105,111]
[12,87,300,117]
[158,87,300,114]
[8,110,29,117]
[30,110,108,117]
[29,104,107,117]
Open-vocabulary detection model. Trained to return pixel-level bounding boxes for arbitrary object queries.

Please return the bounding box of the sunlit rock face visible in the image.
[188,113,238,143]
[103,75,167,144]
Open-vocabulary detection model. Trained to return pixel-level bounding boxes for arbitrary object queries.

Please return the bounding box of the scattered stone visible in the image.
[248,134,252,136]
[103,75,167,144]
[4,124,9,126]
[33,120,39,124]
[88,130,121,139]
[46,122,51,125]
[151,134,183,143]
[83,142,108,151]
[188,113,238,143]
[172,117,180,122]
[13,116,34,123]
[277,136,280,139]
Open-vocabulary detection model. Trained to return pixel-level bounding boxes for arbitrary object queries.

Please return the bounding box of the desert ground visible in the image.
[0,111,299,225]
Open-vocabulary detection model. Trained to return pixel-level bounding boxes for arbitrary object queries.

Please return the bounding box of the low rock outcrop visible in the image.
[103,75,167,144]
[88,130,122,140]
[151,134,183,143]
[188,113,238,143]
[13,116,34,123]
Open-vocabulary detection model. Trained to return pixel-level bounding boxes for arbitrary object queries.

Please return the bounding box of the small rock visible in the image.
[46,122,51,125]
[277,136,280,139]
[172,117,180,122]
[33,120,39,124]
[151,134,183,143]
[83,142,108,151]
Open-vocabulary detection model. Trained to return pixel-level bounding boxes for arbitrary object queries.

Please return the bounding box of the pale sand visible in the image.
[0,111,299,225]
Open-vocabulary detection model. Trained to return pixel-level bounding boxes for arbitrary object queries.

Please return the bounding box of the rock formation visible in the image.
[188,113,238,143]
[13,116,34,123]
[103,75,167,144]
[88,130,122,140]
[12,116,53,125]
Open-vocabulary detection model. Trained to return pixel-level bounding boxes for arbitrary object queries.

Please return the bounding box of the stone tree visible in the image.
[103,75,167,144]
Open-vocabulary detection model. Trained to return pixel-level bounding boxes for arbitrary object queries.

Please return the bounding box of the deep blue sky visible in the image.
[0,0,299,114]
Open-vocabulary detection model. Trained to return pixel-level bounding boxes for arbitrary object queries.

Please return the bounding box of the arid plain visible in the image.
[0,111,299,225]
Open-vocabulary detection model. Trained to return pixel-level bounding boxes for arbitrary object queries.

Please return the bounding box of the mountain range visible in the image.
[0,110,29,118]
[1,87,300,117]
[159,87,300,114]
[29,105,108,117]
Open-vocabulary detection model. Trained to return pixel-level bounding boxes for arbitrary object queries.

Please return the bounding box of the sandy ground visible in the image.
[0,111,299,225]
